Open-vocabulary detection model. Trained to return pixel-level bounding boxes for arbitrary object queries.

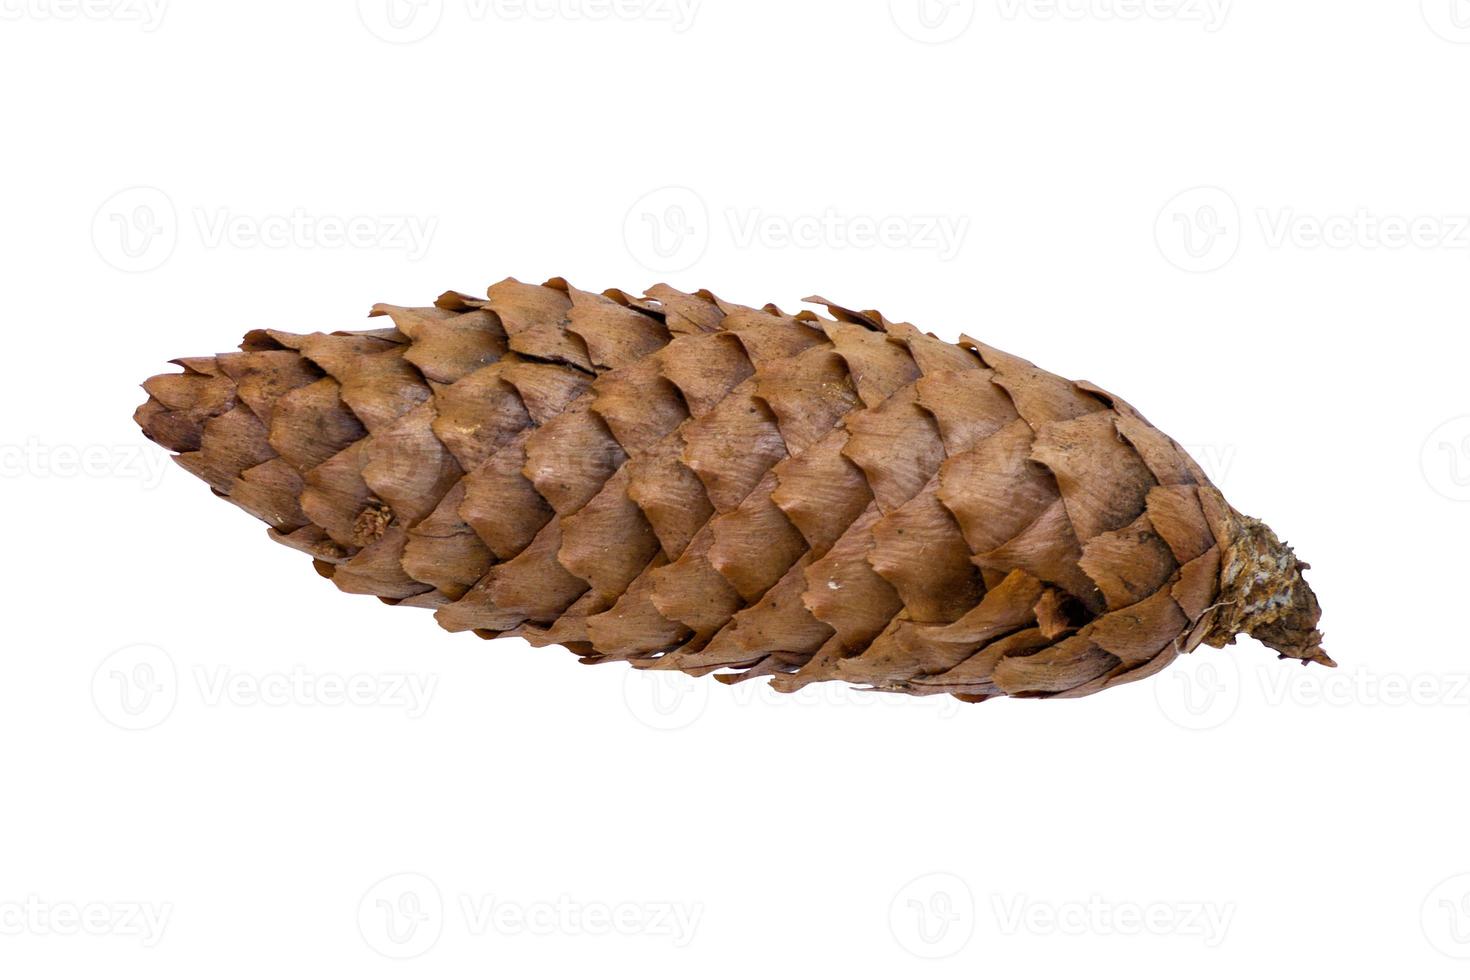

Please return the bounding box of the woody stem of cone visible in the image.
[1201,513,1334,668]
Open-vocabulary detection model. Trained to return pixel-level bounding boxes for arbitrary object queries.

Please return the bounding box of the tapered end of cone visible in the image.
[1203,513,1332,667]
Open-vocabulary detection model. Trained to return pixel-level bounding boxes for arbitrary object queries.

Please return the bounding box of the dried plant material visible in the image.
[135,278,1329,703]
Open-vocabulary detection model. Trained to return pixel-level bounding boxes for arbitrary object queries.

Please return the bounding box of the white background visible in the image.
[2,0,1468,975]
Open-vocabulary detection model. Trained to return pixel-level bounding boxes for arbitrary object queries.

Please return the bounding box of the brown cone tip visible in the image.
[133,278,1329,704]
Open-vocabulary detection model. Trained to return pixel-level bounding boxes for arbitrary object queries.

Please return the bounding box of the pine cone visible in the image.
[134,278,1329,703]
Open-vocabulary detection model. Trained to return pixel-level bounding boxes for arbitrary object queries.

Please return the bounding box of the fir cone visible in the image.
[134,278,1329,703]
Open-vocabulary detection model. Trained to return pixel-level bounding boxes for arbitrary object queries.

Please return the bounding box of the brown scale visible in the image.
[135,277,1331,705]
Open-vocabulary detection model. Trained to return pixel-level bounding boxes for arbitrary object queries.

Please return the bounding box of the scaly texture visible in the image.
[135,278,1329,703]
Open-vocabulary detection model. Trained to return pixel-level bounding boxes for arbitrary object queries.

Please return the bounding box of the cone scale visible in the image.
[135,278,1328,703]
